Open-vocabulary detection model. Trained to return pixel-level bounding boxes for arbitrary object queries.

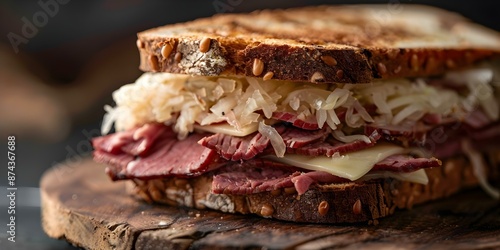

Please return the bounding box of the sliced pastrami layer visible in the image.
[197,127,281,161]
[212,153,439,196]
[121,123,170,156]
[468,121,500,141]
[428,121,500,159]
[372,154,441,172]
[280,127,330,148]
[366,109,494,146]
[200,126,370,160]
[287,129,381,157]
[464,109,492,129]
[92,125,221,180]
[93,150,135,175]
[212,160,301,195]
[92,129,135,155]
[199,126,329,161]
[272,111,320,130]
[365,123,431,144]
[92,123,169,157]
[125,132,221,180]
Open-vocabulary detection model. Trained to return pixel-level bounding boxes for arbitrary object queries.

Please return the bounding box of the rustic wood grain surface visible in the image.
[41,159,500,250]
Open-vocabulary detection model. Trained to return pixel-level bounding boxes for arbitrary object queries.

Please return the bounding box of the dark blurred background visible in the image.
[0,0,498,249]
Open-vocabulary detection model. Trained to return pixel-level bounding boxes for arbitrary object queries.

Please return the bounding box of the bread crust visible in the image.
[137,5,500,83]
[129,152,499,224]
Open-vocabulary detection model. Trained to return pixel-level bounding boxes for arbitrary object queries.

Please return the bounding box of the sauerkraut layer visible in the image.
[102,66,498,140]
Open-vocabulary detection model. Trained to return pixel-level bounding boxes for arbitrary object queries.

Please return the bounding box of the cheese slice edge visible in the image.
[361,169,429,185]
[194,122,258,137]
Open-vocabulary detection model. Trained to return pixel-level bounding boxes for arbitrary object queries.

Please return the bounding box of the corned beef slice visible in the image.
[280,126,330,148]
[372,155,441,172]
[197,127,284,161]
[212,160,301,195]
[121,123,169,156]
[91,123,167,156]
[92,122,442,195]
[428,121,500,158]
[126,132,220,179]
[93,150,134,178]
[92,125,220,180]
[365,109,494,146]
[287,129,381,157]
[91,129,135,155]
[272,111,320,130]
[365,123,431,144]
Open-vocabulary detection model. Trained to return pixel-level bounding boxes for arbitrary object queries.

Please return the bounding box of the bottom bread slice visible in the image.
[127,153,499,223]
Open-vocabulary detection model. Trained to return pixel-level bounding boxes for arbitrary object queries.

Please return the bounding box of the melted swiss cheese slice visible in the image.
[361,169,428,185]
[265,143,407,181]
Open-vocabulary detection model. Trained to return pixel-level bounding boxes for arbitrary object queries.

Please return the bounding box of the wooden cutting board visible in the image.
[41,159,500,250]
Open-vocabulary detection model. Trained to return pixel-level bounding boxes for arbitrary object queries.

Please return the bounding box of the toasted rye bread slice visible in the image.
[129,152,500,224]
[137,5,500,83]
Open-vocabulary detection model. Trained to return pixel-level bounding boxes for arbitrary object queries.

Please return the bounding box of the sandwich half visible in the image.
[92,5,500,223]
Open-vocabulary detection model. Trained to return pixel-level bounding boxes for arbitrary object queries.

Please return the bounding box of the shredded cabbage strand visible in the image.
[462,139,500,199]
[258,121,286,157]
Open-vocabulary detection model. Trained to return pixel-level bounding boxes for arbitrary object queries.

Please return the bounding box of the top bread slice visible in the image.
[136,4,500,83]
